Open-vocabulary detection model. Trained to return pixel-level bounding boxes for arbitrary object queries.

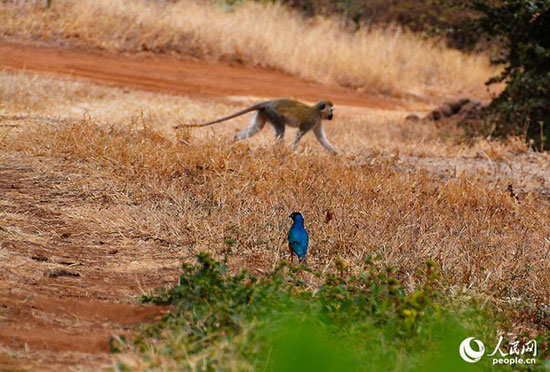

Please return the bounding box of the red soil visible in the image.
[0,40,422,110]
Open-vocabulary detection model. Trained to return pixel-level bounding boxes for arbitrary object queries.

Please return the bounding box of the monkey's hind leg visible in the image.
[235,111,266,141]
[264,110,285,141]
[291,130,305,151]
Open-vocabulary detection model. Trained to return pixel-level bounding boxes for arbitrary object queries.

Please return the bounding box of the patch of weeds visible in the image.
[113,253,542,371]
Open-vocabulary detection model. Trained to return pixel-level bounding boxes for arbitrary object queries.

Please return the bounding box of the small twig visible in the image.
[135,274,147,296]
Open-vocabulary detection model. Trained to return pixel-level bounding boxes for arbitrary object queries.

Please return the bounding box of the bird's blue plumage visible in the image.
[288,212,309,263]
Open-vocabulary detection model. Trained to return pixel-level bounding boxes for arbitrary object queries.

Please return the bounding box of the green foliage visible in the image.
[451,0,550,150]
[112,253,510,371]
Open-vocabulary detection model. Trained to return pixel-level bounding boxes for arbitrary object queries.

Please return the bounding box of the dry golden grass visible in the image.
[1,71,549,338]
[1,0,496,97]
[0,68,234,126]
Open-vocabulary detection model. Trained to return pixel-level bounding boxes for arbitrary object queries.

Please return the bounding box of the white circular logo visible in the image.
[459,337,485,363]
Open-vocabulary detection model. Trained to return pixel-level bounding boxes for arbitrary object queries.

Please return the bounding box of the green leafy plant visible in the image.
[450,0,550,150]
[111,253,512,371]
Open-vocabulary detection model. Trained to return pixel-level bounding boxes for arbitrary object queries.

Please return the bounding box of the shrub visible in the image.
[112,253,501,371]
[453,0,550,150]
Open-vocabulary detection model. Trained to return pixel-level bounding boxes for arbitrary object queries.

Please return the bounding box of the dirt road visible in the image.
[0,40,427,111]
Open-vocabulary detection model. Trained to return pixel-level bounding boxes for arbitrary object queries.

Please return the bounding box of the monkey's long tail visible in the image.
[173,103,263,129]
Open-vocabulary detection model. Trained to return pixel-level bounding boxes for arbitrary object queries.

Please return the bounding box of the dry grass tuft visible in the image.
[0,69,233,128]
[1,0,496,97]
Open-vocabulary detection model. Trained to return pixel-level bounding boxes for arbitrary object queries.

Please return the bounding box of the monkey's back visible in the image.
[270,99,315,127]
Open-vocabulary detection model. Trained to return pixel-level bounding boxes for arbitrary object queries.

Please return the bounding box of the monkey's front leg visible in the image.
[313,125,337,154]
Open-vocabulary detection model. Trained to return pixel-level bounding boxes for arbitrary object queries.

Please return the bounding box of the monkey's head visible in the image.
[316,100,334,120]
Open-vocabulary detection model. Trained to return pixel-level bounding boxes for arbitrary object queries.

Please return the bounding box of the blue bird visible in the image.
[287,212,309,265]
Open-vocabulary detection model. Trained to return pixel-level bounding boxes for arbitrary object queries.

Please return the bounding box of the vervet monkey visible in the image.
[174,99,337,153]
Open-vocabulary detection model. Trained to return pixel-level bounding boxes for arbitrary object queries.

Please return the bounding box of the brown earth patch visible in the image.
[0,154,177,370]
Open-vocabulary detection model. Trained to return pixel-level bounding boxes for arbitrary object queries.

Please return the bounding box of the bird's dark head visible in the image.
[289,212,304,222]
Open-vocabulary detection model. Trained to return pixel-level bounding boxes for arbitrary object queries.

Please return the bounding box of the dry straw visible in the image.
[1,0,495,97]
